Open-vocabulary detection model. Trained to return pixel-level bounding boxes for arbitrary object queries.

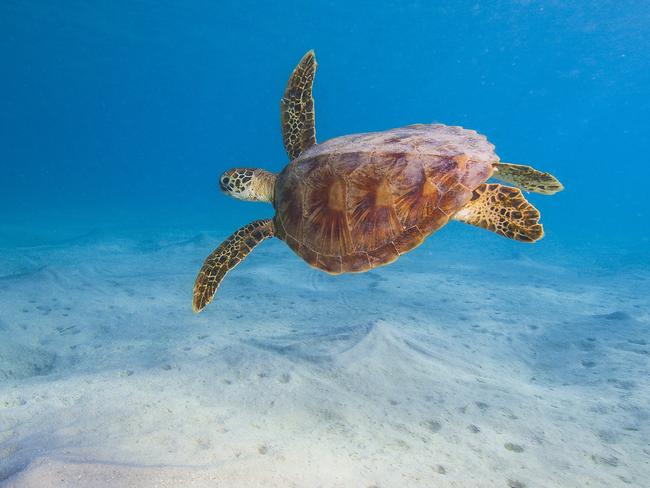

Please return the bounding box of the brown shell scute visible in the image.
[302,167,354,257]
[347,164,404,251]
[274,124,497,274]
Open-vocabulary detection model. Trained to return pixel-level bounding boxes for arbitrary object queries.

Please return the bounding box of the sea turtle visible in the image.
[193,51,563,312]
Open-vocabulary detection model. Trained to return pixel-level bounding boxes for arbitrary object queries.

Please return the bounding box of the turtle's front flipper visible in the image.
[193,219,274,313]
[453,184,544,242]
[281,50,317,161]
[493,163,564,195]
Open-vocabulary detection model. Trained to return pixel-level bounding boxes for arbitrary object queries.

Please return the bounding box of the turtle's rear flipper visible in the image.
[453,184,544,242]
[493,162,564,195]
[193,219,274,313]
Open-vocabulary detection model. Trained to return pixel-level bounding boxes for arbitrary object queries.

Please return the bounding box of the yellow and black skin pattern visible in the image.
[454,183,544,242]
[193,219,274,312]
[280,50,317,161]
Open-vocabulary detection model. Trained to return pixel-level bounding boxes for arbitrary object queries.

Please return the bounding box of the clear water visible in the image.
[1,2,648,487]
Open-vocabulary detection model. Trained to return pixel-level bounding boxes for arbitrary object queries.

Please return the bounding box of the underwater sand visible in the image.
[0,226,648,487]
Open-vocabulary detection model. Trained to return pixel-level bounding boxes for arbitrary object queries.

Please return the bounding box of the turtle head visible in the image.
[219,168,276,203]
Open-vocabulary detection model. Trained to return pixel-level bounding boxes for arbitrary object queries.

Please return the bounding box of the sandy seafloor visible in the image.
[0,223,648,488]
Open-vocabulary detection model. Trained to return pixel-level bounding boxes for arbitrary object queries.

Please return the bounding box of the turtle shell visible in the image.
[273,124,497,274]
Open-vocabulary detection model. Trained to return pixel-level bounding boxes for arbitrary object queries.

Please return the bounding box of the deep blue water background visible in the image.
[1,1,649,257]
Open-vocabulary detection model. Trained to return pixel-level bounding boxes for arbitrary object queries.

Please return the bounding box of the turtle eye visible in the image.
[220,177,230,192]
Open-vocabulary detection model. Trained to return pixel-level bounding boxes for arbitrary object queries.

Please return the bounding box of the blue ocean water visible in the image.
[2,1,649,250]
[1,2,649,487]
